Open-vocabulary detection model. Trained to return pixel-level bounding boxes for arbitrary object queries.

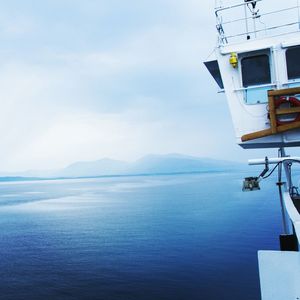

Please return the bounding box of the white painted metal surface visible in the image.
[283,191,300,240]
[216,32,300,148]
[213,0,300,149]
[258,251,300,300]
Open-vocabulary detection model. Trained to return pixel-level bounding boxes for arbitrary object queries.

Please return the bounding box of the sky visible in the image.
[0,0,297,172]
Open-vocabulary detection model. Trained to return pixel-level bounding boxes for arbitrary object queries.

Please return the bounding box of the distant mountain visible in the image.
[0,154,242,180]
[58,158,127,177]
[127,154,240,174]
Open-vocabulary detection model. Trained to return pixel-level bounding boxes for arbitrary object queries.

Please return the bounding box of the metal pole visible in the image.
[253,17,257,37]
[280,148,293,189]
[249,156,300,165]
[253,13,257,38]
[278,148,289,235]
[244,3,250,39]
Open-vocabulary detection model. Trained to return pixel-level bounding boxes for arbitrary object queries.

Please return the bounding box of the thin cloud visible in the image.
[0,0,291,172]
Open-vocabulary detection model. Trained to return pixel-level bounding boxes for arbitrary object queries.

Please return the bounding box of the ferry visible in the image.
[205,1,300,299]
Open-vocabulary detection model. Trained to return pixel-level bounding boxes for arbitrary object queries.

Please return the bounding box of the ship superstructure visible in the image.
[205,1,300,299]
[206,0,300,149]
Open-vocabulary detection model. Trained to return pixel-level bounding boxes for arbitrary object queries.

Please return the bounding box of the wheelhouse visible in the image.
[205,0,300,149]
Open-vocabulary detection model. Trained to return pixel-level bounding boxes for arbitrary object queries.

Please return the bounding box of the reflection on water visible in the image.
[0,173,282,299]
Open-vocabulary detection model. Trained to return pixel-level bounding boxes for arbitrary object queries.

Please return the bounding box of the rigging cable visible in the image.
[262,162,280,179]
[262,158,300,180]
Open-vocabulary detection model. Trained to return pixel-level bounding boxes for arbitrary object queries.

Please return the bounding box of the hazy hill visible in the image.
[58,158,127,177]
[0,154,242,179]
[127,154,239,174]
[54,153,241,178]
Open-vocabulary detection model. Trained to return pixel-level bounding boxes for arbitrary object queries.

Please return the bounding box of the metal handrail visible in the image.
[226,21,300,40]
[222,6,298,26]
[215,0,263,17]
[234,83,276,92]
[215,1,300,44]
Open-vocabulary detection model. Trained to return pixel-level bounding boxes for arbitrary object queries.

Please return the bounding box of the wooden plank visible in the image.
[276,107,300,115]
[268,87,300,97]
[268,94,277,134]
[277,121,300,133]
[241,121,300,142]
[241,128,273,142]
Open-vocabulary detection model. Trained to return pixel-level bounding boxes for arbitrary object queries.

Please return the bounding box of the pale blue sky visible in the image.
[0,1,289,171]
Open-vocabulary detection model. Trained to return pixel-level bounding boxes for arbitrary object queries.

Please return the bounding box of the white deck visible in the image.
[258,251,300,300]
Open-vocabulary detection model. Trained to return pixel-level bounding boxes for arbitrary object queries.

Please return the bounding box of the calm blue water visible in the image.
[0,172,283,300]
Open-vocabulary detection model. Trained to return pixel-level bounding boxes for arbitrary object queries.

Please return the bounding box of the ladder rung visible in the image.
[276,107,300,115]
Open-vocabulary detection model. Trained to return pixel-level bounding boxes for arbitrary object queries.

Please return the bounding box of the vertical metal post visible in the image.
[278,148,289,235]
[244,3,250,39]
[281,147,293,188]
[253,14,257,38]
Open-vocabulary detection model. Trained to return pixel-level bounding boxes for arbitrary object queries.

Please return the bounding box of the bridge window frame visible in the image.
[241,53,271,88]
[286,45,300,80]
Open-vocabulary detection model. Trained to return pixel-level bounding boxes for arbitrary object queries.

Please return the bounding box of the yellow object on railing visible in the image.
[229,52,238,68]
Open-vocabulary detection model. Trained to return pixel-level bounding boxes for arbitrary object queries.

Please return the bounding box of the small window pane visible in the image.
[241,54,271,87]
[286,46,300,80]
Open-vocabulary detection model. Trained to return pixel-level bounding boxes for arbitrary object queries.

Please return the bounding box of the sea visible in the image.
[0,171,284,300]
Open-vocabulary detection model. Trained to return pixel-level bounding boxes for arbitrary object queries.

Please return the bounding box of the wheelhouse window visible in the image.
[286,46,300,80]
[241,54,271,87]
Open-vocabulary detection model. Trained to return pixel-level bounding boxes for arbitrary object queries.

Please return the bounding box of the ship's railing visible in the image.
[248,156,300,249]
[215,0,300,45]
[283,190,300,238]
